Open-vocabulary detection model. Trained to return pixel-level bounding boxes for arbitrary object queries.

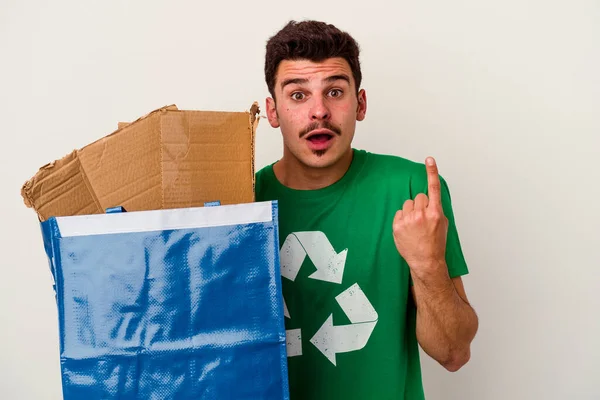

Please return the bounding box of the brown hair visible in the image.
[264,20,362,99]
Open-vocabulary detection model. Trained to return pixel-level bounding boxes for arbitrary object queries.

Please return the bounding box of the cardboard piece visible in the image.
[21,103,260,221]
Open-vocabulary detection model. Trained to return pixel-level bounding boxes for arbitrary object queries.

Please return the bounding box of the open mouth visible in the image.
[307,133,334,144]
[303,127,338,152]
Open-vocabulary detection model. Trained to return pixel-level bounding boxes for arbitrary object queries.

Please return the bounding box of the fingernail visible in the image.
[426,157,435,165]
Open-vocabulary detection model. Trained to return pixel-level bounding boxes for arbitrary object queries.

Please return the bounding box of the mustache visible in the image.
[299,121,342,138]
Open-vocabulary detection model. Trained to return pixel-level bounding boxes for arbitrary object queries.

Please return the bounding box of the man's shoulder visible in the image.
[362,150,423,170]
[254,162,276,201]
[359,149,427,184]
[255,163,273,176]
[358,149,455,199]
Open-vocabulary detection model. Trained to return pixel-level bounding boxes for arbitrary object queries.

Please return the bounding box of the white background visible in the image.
[1,1,599,399]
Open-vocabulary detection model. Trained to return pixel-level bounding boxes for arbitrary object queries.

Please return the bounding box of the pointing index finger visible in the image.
[426,157,442,208]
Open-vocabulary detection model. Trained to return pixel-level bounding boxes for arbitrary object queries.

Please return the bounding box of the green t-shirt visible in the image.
[255,148,469,400]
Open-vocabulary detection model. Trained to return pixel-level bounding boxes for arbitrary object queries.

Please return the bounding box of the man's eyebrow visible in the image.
[280,74,351,90]
[281,78,308,90]
[324,74,351,84]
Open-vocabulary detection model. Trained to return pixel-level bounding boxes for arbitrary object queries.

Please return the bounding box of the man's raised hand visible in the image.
[392,157,449,273]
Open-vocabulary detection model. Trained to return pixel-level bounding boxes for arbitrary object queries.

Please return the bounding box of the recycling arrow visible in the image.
[279,232,378,365]
[280,231,347,284]
[310,283,378,366]
[283,298,290,319]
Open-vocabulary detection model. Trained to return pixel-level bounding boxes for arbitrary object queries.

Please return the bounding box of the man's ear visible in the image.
[356,89,367,122]
[266,97,280,128]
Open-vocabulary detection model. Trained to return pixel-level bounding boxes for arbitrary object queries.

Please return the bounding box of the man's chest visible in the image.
[274,197,410,366]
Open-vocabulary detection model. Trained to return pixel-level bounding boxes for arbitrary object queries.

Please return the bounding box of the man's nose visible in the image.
[310,97,330,121]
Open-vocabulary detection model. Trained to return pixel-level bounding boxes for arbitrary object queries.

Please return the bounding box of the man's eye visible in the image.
[292,92,305,101]
[329,89,343,98]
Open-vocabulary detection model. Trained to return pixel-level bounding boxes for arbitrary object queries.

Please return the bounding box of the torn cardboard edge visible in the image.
[22,102,261,222]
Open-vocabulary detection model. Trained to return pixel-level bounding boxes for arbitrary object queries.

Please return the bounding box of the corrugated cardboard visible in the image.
[22,103,260,221]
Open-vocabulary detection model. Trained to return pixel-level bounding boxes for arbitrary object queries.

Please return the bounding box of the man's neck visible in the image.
[272,148,354,190]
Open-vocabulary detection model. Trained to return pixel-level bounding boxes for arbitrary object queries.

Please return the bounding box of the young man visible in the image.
[255,20,479,399]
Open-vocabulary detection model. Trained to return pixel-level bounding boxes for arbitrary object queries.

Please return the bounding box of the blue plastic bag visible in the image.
[40,201,289,399]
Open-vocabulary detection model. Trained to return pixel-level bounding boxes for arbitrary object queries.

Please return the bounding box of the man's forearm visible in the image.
[411,261,478,372]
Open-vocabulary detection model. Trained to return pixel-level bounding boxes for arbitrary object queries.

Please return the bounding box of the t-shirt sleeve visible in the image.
[409,164,469,279]
[437,176,469,278]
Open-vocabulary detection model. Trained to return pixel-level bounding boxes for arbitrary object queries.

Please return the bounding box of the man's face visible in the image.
[266,57,367,169]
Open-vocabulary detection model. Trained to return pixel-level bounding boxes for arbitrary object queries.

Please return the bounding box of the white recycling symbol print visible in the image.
[280,231,379,366]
